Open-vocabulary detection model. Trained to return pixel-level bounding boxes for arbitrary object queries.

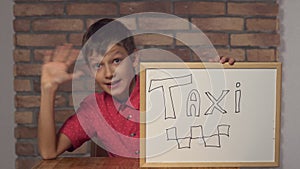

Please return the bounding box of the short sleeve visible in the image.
[59,114,90,151]
[59,94,98,151]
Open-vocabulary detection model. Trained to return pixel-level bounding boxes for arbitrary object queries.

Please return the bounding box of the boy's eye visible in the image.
[93,63,102,70]
[113,58,121,64]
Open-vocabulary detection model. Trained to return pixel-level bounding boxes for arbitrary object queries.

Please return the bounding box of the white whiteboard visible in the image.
[140,62,281,168]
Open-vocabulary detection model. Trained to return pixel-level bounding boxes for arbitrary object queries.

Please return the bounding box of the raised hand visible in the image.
[41,44,83,91]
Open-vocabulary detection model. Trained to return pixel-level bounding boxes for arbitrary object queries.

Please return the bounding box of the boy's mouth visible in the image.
[106,79,121,89]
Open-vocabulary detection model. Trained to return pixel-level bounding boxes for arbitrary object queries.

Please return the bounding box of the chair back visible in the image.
[90,141,108,157]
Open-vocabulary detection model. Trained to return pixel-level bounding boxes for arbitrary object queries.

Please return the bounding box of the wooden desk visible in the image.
[32,157,139,169]
[32,157,239,169]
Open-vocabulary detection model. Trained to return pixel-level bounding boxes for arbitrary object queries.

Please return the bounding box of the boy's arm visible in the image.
[38,86,72,159]
[38,44,82,159]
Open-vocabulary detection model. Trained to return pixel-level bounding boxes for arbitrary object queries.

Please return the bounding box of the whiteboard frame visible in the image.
[140,62,281,168]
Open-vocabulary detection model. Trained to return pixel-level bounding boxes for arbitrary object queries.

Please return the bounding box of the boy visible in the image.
[38,18,234,160]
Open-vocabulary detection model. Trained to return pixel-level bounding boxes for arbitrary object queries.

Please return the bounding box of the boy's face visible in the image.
[88,45,138,102]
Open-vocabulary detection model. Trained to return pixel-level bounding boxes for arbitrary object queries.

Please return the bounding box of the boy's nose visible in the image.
[104,66,114,79]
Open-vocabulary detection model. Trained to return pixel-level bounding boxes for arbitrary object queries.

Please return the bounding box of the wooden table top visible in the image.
[32,157,139,169]
[32,157,240,169]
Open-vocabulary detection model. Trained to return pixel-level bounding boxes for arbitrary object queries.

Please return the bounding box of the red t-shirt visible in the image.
[60,77,140,158]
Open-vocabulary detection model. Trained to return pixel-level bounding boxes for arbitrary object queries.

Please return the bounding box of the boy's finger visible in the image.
[72,71,84,80]
[43,50,53,63]
[219,56,236,65]
[219,56,229,64]
[52,45,63,61]
[65,49,79,66]
[228,57,235,65]
[52,44,73,62]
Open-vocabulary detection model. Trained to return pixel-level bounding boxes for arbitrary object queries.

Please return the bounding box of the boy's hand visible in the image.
[208,56,235,65]
[219,56,235,65]
[41,44,83,91]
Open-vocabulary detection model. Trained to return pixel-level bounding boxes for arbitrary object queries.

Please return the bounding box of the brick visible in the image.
[34,49,80,63]
[138,17,189,30]
[87,18,137,31]
[120,1,171,14]
[55,109,75,123]
[176,32,228,46]
[14,79,31,92]
[14,19,31,32]
[86,18,101,29]
[33,49,49,62]
[168,48,192,62]
[15,95,66,108]
[16,158,41,169]
[34,80,74,92]
[139,48,189,62]
[32,19,84,31]
[67,3,117,16]
[246,18,278,31]
[15,34,66,47]
[231,33,280,47]
[15,0,39,1]
[191,47,221,62]
[32,79,41,92]
[15,126,37,139]
[33,78,87,93]
[16,142,35,156]
[247,49,276,61]
[55,95,68,107]
[176,32,210,46]
[14,64,41,76]
[14,49,31,62]
[15,111,33,124]
[69,33,84,46]
[15,95,40,108]
[206,33,229,46]
[134,34,173,46]
[118,17,137,30]
[275,49,280,61]
[228,2,278,16]
[216,48,246,61]
[192,17,244,31]
[14,3,64,16]
[174,2,225,15]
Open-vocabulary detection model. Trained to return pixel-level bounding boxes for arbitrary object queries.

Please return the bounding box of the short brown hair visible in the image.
[81,18,136,64]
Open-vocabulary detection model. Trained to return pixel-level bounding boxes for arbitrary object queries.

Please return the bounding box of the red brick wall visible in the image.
[13,1,280,168]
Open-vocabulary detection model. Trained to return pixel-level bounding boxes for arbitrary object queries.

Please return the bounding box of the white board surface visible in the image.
[140,62,281,167]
